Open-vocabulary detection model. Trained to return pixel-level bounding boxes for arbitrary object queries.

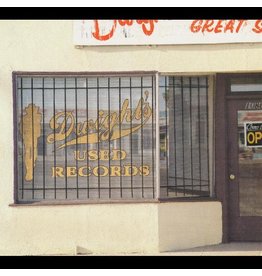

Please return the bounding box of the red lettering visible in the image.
[136,20,158,36]
[202,20,214,32]
[190,19,247,35]
[224,20,235,33]
[91,19,158,41]
[118,20,133,26]
[252,20,262,33]
[190,20,203,33]
[214,20,224,33]
[235,20,246,33]
[92,20,117,41]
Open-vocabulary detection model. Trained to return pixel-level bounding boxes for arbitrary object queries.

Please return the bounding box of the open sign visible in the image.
[244,122,262,147]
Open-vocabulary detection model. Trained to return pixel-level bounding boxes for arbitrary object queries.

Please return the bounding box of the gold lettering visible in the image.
[74,150,86,161]
[73,150,129,161]
[67,167,77,177]
[94,110,105,131]
[140,165,150,176]
[120,99,129,122]
[47,93,153,150]
[51,164,150,178]
[112,150,127,161]
[79,166,91,177]
[47,112,75,143]
[88,150,98,161]
[93,166,109,177]
[76,121,87,136]
[52,166,64,177]
[125,108,132,122]
[143,92,152,119]
[97,112,118,141]
[99,150,110,160]
[133,99,142,120]
[123,165,138,176]
[110,166,121,176]
[88,119,95,129]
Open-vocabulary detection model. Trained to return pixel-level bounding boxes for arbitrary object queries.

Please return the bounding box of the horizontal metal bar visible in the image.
[18,86,154,90]
[20,187,156,191]
[168,177,209,182]
[160,185,210,188]
[159,85,209,89]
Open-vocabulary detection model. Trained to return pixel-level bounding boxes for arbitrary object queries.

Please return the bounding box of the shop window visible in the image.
[159,76,211,198]
[15,75,156,202]
[14,73,212,203]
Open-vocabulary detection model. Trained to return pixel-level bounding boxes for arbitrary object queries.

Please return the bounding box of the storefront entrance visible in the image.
[217,73,262,242]
[227,98,262,241]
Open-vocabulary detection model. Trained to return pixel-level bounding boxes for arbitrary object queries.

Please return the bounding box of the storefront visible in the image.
[1,19,262,255]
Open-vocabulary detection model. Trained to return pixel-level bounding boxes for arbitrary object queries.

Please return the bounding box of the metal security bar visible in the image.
[15,74,156,202]
[159,76,210,198]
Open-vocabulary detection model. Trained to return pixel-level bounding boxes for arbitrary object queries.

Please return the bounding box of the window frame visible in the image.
[12,71,215,206]
[158,74,214,200]
[13,71,158,204]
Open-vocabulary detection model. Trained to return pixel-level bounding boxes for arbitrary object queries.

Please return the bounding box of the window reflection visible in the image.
[159,76,210,198]
[238,110,262,216]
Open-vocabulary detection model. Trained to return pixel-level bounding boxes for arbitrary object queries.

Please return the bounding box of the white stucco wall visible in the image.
[0,203,159,255]
[158,202,222,252]
[0,20,261,255]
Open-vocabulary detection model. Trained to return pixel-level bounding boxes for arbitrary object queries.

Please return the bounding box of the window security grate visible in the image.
[16,75,156,202]
[159,76,210,198]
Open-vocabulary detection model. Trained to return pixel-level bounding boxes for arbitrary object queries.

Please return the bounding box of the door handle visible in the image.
[229,174,236,180]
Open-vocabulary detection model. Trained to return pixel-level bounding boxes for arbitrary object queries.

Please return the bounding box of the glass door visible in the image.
[227,98,262,241]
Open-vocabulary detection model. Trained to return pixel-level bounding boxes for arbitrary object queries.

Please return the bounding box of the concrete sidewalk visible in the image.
[158,242,262,256]
[88,243,262,256]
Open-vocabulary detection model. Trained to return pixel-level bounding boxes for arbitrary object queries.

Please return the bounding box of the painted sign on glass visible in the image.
[17,76,155,200]
[20,92,152,181]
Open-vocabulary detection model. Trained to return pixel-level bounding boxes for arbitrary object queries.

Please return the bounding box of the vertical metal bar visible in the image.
[108,77,111,198]
[13,74,19,203]
[119,78,123,198]
[130,77,133,198]
[21,78,24,199]
[165,76,169,196]
[97,78,100,198]
[42,78,45,199]
[75,78,79,198]
[141,77,144,198]
[207,76,213,197]
[31,78,35,199]
[86,78,89,198]
[181,77,185,196]
[151,75,155,198]
[155,73,160,199]
[173,77,177,196]
[53,78,57,199]
[64,78,68,199]
[205,76,210,195]
[189,77,194,195]
[197,77,202,192]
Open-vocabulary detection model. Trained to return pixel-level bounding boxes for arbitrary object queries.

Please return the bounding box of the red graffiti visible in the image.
[92,20,158,41]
